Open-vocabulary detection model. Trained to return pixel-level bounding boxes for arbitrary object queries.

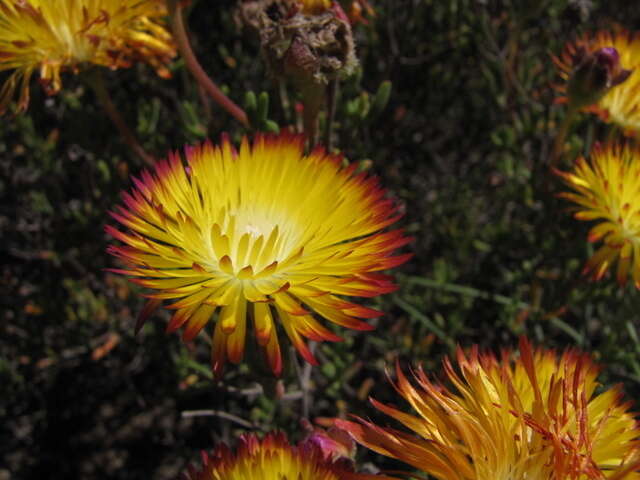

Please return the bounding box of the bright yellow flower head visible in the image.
[336,338,640,480]
[554,30,640,134]
[182,432,377,480]
[556,142,640,288]
[106,132,410,377]
[0,0,175,114]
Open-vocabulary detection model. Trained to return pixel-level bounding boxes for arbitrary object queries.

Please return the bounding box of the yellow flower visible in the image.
[0,0,175,114]
[182,432,379,480]
[106,132,410,377]
[554,30,640,134]
[336,338,640,480]
[556,141,640,287]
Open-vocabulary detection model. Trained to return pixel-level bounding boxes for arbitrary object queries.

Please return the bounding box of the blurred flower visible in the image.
[0,0,175,114]
[567,47,631,110]
[336,338,640,480]
[338,0,375,24]
[556,141,640,287]
[554,30,638,132]
[302,418,357,462]
[181,432,381,480]
[106,132,410,377]
[299,0,333,15]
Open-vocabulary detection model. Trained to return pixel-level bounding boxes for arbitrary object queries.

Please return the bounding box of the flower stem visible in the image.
[549,106,578,170]
[299,81,324,147]
[324,79,338,150]
[168,0,249,128]
[86,70,156,166]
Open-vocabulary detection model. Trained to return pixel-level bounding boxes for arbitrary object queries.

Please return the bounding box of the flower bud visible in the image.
[258,0,358,86]
[567,46,632,110]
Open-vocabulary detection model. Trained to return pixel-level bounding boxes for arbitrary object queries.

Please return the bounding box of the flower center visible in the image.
[48,21,95,63]
[206,207,304,278]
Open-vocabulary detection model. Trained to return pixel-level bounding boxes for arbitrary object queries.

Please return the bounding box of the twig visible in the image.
[85,69,156,166]
[300,82,324,147]
[292,343,316,418]
[279,80,292,123]
[181,409,254,428]
[549,106,578,170]
[168,0,249,127]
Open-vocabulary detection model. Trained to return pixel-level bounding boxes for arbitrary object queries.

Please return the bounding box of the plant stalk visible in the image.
[549,106,578,170]
[86,70,155,166]
[324,79,338,150]
[168,0,249,127]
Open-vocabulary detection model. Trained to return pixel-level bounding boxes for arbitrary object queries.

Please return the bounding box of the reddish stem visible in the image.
[169,0,249,127]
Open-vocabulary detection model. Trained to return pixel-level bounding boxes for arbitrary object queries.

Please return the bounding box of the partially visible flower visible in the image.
[554,30,639,132]
[299,0,332,15]
[106,132,410,377]
[338,0,375,24]
[181,432,383,480]
[556,141,640,288]
[0,0,175,114]
[337,338,640,480]
[566,47,631,110]
[302,419,357,462]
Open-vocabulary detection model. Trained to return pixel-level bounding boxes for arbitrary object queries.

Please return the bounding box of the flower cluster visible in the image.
[555,30,640,289]
[4,2,640,479]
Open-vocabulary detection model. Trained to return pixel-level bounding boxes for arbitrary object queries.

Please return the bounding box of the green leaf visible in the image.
[257,92,269,123]
[369,80,392,119]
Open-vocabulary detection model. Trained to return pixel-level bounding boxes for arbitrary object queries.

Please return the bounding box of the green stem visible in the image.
[168,0,249,127]
[300,82,324,147]
[86,70,155,166]
[324,79,338,150]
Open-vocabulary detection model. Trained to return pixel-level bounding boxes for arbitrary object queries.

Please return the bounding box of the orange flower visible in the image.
[0,0,175,114]
[106,132,410,377]
[337,338,640,480]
